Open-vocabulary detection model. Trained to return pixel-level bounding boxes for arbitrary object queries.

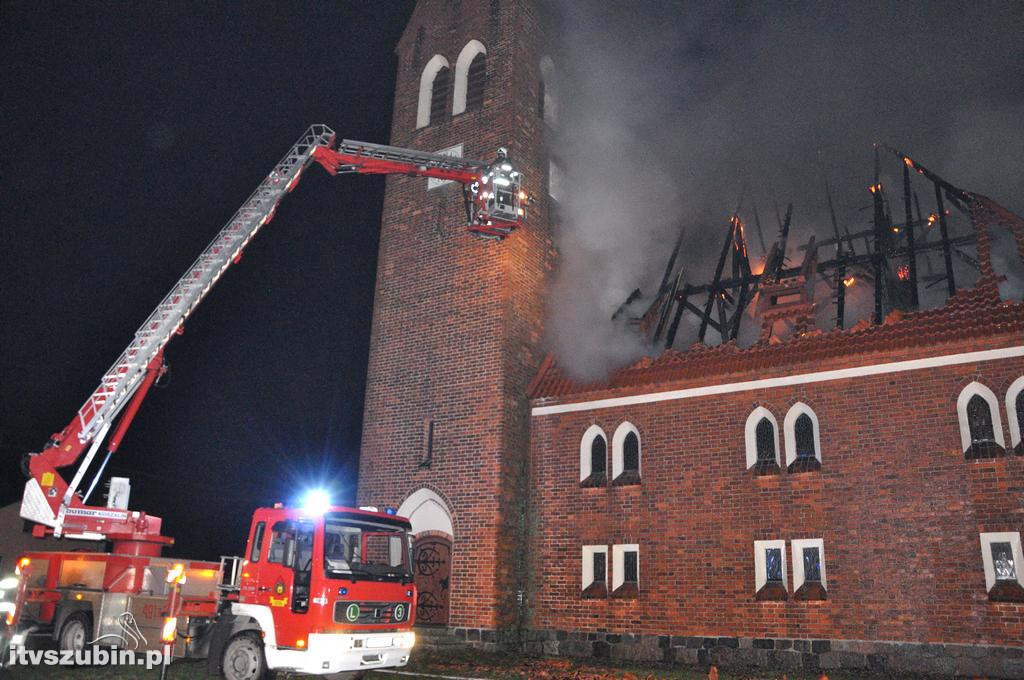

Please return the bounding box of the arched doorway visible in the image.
[398,489,454,627]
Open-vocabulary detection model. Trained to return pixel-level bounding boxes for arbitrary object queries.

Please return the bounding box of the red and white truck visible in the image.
[0,125,527,678]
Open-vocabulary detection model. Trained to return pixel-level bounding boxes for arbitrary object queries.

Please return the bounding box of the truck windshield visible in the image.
[324,515,413,582]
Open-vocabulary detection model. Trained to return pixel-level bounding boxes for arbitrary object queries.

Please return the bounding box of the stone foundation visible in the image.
[424,627,1024,678]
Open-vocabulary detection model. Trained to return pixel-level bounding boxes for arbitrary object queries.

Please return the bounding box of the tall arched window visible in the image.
[1006,376,1024,454]
[591,436,607,475]
[756,419,777,463]
[416,55,450,129]
[611,422,641,484]
[452,40,487,115]
[579,425,607,486]
[430,66,450,123]
[794,414,816,459]
[744,406,780,472]
[783,402,822,472]
[465,53,486,111]
[967,395,996,443]
[623,433,639,471]
[956,381,1005,459]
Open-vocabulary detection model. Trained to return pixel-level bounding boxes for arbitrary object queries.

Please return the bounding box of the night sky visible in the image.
[1,2,415,559]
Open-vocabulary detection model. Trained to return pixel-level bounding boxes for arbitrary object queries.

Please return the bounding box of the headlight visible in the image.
[0,603,15,615]
[0,578,17,590]
[399,632,416,648]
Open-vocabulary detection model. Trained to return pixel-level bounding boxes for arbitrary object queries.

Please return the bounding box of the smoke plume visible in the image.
[544,1,1024,381]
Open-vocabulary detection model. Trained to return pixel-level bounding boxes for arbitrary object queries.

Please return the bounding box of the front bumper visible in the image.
[266,631,415,675]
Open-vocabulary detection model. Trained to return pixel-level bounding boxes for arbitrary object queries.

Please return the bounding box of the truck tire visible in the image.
[58,612,92,653]
[325,673,365,680]
[221,632,268,680]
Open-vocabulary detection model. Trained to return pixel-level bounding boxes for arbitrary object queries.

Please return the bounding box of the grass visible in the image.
[0,647,929,679]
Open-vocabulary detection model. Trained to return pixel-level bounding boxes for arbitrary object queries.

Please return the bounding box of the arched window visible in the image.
[416,55,450,129]
[452,40,487,115]
[967,395,996,443]
[465,53,486,111]
[783,402,822,472]
[794,414,815,459]
[1006,376,1024,454]
[611,422,641,484]
[591,436,607,475]
[744,407,780,471]
[956,381,1005,458]
[623,433,639,471]
[430,66,450,123]
[756,419,776,462]
[579,425,607,485]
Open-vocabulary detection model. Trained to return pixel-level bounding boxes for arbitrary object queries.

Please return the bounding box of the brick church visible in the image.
[356,0,1024,675]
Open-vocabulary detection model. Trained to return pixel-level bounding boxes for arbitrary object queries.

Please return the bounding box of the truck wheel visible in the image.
[221,632,268,680]
[325,673,365,680]
[59,612,92,653]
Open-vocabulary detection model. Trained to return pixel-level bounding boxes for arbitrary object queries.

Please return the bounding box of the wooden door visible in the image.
[412,535,451,626]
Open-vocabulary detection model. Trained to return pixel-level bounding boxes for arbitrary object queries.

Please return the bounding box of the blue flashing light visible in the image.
[300,488,331,516]
[385,507,397,516]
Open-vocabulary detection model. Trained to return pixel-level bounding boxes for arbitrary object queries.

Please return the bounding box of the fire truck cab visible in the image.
[211,504,416,679]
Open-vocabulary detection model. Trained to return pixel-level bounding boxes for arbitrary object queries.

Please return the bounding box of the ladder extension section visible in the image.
[75,125,336,444]
[336,139,488,175]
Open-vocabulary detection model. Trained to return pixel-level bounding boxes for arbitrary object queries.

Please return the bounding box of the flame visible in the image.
[903,157,913,168]
[843,276,856,287]
[892,226,900,233]
[897,264,909,281]
[927,213,938,227]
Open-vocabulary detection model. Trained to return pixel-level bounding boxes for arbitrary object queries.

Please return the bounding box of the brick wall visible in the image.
[528,335,1024,648]
[357,0,552,632]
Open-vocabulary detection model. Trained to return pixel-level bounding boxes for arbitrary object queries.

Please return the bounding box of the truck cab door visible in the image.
[256,520,315,648]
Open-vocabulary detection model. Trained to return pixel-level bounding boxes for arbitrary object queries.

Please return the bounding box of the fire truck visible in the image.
[0,125,528,678]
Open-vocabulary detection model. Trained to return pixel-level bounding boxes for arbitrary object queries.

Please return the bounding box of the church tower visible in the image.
[357,0,553,639]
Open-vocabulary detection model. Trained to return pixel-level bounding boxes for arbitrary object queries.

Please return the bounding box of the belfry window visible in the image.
[430,66,450,124]
[416,55,451,128]
[465,53,486,111]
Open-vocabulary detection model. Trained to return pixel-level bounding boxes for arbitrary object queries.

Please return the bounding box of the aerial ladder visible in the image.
[19,124,529,554]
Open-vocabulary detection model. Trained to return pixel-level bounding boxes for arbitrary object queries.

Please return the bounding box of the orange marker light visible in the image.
[75,593,83,601]
[296,639,306,648]
[161,617,178,642]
